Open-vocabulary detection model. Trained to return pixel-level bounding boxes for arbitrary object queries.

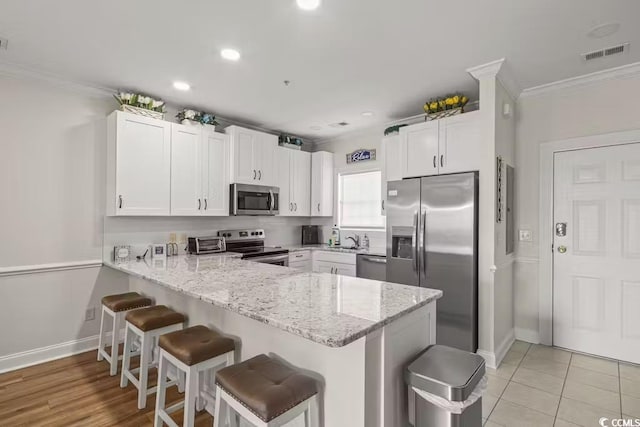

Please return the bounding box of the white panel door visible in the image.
[202,130,229,216]
[115,112,171,215]
[438,111,481,174]
[401,121,439,178]
[170,124,202,216]
[553,143,640,363]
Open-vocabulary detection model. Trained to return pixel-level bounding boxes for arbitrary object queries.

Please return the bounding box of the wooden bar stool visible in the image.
[214,354,319,427]
[155,325,236,427]
[120,305,186,409]
[97,292,152,376]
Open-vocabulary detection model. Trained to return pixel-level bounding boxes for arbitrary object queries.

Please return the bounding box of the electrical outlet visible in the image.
[178,233,187,244]
[169,233,177,243]
[85,307,96,322]
[519,229,532,242]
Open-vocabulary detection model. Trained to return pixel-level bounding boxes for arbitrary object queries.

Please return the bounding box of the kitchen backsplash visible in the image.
[103,216,312,262]
[309,218,386,252]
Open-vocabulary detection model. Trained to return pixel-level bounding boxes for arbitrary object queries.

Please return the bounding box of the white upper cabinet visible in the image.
[311,151,334,217]
[170,124,202,215]
[227,126,277,186]
[401,120,439,178]
[107,111,171,216]
[201,129,230,216]
[293,150,311,216]
[381,134,402,215]
[278,148,311,217]
[170,124,230,216]
[438,111,481,174]
[399,112,481,178]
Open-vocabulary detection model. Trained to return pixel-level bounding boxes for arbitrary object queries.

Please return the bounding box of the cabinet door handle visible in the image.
[294,202,297,211]
[433,155,436,168]
[258,170,262,180]
[204,198,208,210]
[317,203,320,212]
[198,199,201,210]
[118,195,123,209]
[295,254,303,258]
[382,200,385,210]
[253,169,256,180]
[330,267,334,274]
[440,155,444,167]
[290,202,293,211]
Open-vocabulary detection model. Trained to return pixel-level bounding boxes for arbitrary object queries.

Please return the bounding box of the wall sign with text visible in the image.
[346,148,377,164]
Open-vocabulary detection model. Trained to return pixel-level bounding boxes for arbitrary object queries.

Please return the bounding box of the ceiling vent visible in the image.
[328,121,350,128]
[0,37,8,50]
[582,43,629,61]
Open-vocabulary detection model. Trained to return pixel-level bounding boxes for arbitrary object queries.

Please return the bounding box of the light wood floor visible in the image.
[0,347,213,426]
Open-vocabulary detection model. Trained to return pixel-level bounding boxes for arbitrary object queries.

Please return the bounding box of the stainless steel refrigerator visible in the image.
[386,172,478,352]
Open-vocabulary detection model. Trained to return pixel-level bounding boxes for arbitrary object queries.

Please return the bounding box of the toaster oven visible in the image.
[187,236,226,255]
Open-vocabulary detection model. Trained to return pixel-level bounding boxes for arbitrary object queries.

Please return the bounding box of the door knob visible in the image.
[557,245,567,254]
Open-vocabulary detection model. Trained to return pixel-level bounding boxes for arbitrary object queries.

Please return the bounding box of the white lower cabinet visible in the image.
[289,251,312,271]
[312,251,356,277]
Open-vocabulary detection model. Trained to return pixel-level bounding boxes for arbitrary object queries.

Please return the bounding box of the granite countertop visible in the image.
[285,244,386,257]
[105,254,441,348]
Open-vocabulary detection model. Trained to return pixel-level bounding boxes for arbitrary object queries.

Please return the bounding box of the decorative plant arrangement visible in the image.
[423,94,469,120]
[384,124,409,136]
[176,109,219,127]
[278,134,304,150]
[114,92,165,119]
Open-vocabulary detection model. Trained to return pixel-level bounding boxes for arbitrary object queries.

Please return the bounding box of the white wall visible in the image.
[0,74,130,366]
[514,71,640,341]
[312,126,387,251]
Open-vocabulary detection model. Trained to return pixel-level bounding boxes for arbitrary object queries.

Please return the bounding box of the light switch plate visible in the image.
[519,229,532,242]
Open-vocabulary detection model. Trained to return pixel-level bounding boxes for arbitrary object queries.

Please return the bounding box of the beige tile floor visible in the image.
[483,341,640,426]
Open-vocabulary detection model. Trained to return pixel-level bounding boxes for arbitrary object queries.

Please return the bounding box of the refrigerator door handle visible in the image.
[422,210,427,274]
[412,211,418,272]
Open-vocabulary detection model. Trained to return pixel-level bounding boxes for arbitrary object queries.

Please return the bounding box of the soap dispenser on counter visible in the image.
[362,233,370,250]
[331,225,341,247]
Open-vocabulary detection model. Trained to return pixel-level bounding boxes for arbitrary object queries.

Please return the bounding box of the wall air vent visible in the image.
[328,122,350,128]
[582,43,629,61]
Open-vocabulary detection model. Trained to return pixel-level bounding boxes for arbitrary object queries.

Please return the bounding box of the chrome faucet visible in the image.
[345,235,360,249]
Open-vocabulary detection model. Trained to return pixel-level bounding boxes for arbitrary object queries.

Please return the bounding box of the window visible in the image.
[338,170,384,228]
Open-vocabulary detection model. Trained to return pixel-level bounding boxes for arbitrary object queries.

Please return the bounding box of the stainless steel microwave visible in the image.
[230,183,279,216]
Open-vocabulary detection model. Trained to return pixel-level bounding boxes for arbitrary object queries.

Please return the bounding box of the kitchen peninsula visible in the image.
[105,254,441,427]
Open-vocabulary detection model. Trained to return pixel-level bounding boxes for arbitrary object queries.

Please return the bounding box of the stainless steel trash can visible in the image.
[405,345,486,427]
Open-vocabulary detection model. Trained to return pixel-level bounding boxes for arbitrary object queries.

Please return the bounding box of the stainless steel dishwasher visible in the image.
[356,254,387,281]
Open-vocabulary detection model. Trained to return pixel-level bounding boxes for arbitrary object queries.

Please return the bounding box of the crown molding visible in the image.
[520,61,640,98]
[0,60,114,98]
[467,58,521,100]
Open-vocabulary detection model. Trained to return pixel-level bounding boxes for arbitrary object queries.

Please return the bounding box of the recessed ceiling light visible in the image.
[361,111,374,117]
[173,81,191,91]
[588,22,620,39]
[310,125,322,130]
[296,0,320,11]
[221,48,241,61]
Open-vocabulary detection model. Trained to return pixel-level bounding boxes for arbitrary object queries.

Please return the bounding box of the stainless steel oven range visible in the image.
[218,229,289,266]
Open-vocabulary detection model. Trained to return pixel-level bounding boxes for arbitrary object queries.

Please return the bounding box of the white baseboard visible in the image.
[515,327,540,344]
[0,329,124,374]
[478,329,516,369]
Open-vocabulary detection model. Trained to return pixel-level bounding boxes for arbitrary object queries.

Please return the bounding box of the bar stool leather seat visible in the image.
[215,354,319,422]
[125,305,185,332]
[101,292,152,312]
[159,325,235,366]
